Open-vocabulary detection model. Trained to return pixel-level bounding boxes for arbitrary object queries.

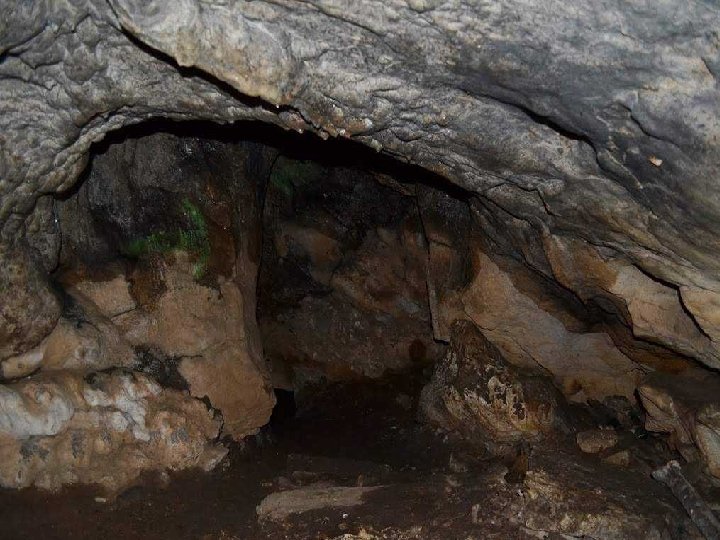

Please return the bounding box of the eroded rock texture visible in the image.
[259,156,443,384]
[3,0,720,490]
[0,128,279,490]
[0,370,224,492]
[3,0,720,373]
[53,128,276,440]
[420,320,561,455]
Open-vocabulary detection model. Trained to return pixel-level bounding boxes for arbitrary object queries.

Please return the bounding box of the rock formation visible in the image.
[419,320,561,455]
[258,156,443,384]
[0,370,224,491]
[2,0,720,497]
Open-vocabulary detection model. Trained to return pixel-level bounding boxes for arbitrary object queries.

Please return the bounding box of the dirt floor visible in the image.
[0,372,709,540]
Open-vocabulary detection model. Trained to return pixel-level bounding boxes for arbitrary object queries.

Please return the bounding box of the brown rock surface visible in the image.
[638,369,720,478]
[460,249,641,401]
[603,450,631,466]
[419,320,560,454]
[68,274,136,319]
[518,455,699,539]
[1,292,135,379]
[576,429,619,454]
[117,254,275,440]
[179,349,274,439]
[259,165,442,383]
[48,130,278,444]
[543,235,717,365]
[0,246,61,361]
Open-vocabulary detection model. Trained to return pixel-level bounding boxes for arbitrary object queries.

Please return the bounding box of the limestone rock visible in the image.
[42,308,135,372]
[257,485,380,522]
[3,0,720,383]
[179,348,275,440]
[416,186,474,342]
[460,249,642,401]
[0,370,224,492]
[275,223,342,286]
[0,245,61,361]
[419,320,560,454]
[519,457,699,539]
[0,342,46,380]
[638,369,720,478]
[0,379,75,439]
[113,255,275,439]
[604,450,631,467]
[24,195,61,273]
[260,166,442,382]
[1,292,136,379]
[68,274,136,319]
[3,0,720,506]
[52,130,277,442]
[576,429,619,454]
[543,235,719,368]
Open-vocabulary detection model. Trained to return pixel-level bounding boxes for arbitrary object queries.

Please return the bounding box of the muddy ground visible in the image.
[0,372,709,540]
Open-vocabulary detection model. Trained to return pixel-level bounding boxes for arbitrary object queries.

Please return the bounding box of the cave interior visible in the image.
[1,119,719,540]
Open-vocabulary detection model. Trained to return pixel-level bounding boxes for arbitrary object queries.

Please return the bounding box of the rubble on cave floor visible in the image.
[0,371,711,540]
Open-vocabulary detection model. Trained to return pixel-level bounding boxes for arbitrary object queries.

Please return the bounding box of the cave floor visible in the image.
[0,373,699,540]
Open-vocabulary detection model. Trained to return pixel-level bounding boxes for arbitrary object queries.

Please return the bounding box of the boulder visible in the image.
[576,429,619,454]
[638,369,720,478]
[0,370,224,492]
[419,320,560,454]
[0,245,61,361]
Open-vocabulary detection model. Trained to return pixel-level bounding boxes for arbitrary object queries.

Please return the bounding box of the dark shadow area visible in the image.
[70,118,471,201]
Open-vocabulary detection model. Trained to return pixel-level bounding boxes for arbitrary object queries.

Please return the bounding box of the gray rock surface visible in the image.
[2,0,720,372]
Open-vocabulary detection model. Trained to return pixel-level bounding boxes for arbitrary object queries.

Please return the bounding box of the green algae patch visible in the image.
[122,199,210,280]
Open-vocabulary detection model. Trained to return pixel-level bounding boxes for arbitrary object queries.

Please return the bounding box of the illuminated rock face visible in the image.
[0,370,225,492]
[419,320,561,455]
[2,1,720,487]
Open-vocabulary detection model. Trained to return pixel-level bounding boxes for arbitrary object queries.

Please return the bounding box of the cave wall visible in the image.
[0,128,278,491]
[259,157,444,384]
[2,0,720,373]
[2,0,720,487]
